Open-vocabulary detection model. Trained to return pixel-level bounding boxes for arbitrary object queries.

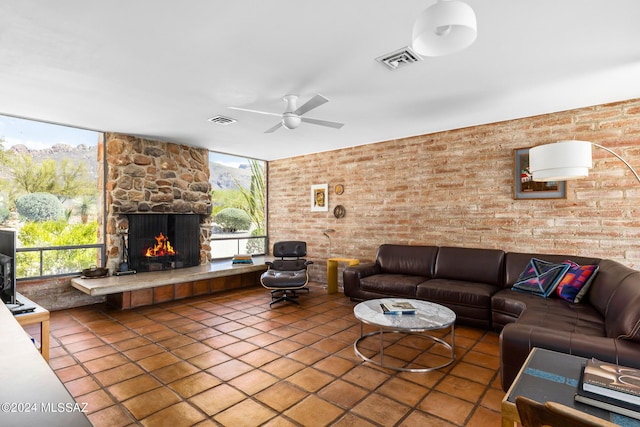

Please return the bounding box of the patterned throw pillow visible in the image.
[555,260,599,303]
[512,258,571,297]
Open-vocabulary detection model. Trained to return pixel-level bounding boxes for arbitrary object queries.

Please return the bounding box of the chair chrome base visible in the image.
[270,289,301,306]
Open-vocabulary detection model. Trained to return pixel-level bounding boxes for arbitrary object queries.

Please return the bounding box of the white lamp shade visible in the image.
[412,0,477,56]
[529,140,593,181]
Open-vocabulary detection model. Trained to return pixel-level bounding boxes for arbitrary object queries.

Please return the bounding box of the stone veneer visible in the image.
[100,133,212,273]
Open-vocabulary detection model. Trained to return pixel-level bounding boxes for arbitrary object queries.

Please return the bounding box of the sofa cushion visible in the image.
[511,258,570,297]
[515,299,606,336]
[417,279,499,329]
[376,244,438,277]
[417,279,498,307]
[360,274,424,297]
[554,260,599,303]
[434,246,505,286]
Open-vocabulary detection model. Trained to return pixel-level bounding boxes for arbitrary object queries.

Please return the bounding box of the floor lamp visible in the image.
[323,229,335,258]
[529,140,640,184]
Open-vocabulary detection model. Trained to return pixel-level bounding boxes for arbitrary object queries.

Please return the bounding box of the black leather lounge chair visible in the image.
[260,241,313,307]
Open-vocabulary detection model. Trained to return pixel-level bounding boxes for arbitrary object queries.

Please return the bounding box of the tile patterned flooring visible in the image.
[26,284,504,426]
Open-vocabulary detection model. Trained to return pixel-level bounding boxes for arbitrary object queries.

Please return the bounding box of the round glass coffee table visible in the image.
[353,298,456,372]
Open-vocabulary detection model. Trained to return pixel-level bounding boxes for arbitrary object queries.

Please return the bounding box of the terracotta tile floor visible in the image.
[27,284,504,426]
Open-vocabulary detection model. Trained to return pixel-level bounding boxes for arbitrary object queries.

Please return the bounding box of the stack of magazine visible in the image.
[232,254,253,265]
[575,358,640,420]
[380,301,416,315]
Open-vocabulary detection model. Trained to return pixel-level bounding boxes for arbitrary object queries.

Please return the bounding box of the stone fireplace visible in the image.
[100,133,213,274]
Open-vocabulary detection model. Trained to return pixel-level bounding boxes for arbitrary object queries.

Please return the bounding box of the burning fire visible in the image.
[144,232,176,257]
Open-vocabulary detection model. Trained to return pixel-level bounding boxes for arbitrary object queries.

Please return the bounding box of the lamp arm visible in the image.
[592,143,640,184]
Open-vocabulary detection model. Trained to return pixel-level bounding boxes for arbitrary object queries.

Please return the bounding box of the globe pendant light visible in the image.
[412,0,477,56]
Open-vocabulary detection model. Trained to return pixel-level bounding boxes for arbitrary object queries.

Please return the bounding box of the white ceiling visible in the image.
[1,1,640,161]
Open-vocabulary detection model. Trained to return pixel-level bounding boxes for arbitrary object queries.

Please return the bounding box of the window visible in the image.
[0,115,103,278]
[209,152,266,258]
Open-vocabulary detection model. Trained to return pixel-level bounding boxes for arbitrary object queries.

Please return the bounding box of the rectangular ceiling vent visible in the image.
[376,46,423,70]
[208,115,237,125]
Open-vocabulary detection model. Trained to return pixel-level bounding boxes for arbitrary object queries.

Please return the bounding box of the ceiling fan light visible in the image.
[412,0,477,57]
[282,113,301,130]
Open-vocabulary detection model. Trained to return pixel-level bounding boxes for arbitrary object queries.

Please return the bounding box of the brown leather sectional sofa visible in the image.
[343,244,640,391]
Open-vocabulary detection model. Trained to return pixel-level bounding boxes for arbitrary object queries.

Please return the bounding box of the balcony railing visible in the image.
[210,235,267,260]
[16,244,105,279]
[15,236,266,279]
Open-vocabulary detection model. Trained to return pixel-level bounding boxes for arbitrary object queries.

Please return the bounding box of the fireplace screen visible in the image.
[127,214,200,272]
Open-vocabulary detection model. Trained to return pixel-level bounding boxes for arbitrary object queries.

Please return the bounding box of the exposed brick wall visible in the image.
[268,99,640,284]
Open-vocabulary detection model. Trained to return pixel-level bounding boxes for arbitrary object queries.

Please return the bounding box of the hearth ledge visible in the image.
[71,257,269,296]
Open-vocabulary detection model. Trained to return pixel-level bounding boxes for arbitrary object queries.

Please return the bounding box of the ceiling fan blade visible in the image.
[301,117,344,129]
[294,94,329,116]
[228,106,281,118]
[264,122,283,133]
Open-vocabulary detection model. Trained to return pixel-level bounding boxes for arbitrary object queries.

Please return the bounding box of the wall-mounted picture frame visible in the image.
[514,148,566,199]
[310,184,329,211]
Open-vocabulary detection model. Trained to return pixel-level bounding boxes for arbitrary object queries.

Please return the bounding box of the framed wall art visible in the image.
[310,184,329,211]
[514,148,566,199]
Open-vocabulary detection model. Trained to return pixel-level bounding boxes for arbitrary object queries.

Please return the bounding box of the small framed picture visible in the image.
[310,184,329,212]
[514,148,566,199]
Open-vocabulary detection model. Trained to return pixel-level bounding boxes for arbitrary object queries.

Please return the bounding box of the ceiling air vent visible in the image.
[208,115,237,125]
[376,46,423,70]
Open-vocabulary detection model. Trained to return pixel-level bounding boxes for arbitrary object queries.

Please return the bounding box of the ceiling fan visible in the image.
[229,94,344,133]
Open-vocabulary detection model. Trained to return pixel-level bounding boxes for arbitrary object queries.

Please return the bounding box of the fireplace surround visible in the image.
[101,133,213,274]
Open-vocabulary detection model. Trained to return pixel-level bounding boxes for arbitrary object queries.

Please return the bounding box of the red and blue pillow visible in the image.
[555,260,599,303]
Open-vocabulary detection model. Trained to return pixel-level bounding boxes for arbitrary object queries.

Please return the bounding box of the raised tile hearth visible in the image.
[71,258,268,309]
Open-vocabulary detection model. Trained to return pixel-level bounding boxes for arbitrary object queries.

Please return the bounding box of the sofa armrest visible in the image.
[343,262,381,298]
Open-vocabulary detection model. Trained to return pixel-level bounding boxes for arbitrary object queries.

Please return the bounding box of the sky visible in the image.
[0,114,100,149]
[209,152,250,168]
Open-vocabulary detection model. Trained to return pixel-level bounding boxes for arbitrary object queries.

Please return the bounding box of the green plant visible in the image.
[235,160,266,253]
[0,203,9,223]
[10,155,58,194]
[210,189,245,217]
[234,160,265,233]
[0,138,7,166]
[17,220,99,276]
[214,207,251,232]
[15,192,63,222]
[79,196,92,224]
[7,152,97,203]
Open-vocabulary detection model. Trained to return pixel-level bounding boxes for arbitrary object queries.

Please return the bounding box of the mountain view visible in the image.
[209,161,251,191]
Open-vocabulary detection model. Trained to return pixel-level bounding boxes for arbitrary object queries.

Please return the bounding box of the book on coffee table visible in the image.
[581,358,640,406]
[576,365,640,420]
[380,301,416,315]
